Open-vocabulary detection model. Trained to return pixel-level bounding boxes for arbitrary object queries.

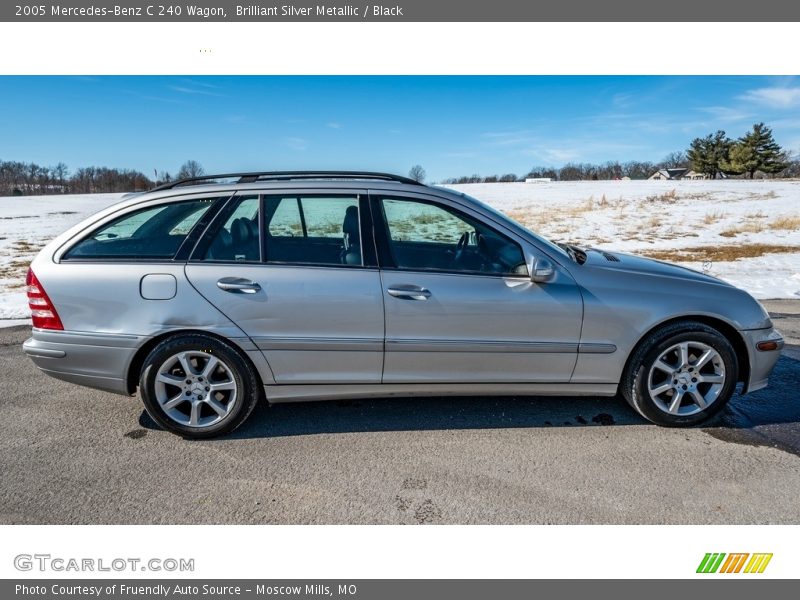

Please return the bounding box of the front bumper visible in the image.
[741,328,784,393]
[23,329,141,396]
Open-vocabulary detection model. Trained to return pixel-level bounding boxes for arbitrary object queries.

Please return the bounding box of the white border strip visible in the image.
[0,22,798,75]
[1,525,797,579]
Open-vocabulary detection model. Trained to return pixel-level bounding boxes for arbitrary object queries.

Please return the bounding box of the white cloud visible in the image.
[541,148,581,162]
[285,137,308,151]
[739,87,800,109]
[697,106,752,122]
[168,85,223,97]
[482,130,536,147]
[326,122,343,129]
[612,93,635,109]
[521,147,580,163]
[180,78,219,89]
[443,151,478,159]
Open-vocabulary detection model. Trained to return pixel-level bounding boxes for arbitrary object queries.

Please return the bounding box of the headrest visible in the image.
[342,205,359,237]
[231,217,252,243]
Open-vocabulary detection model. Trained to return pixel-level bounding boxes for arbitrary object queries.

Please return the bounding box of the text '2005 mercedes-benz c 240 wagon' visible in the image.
[23,171,783,438]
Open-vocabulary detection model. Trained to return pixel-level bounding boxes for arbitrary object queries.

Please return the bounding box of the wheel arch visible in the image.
[623,315,750,387]
[126,329,266,396]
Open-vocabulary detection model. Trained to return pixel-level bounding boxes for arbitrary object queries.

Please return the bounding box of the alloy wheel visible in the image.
[646,341,726,417]
[153,350,238,428]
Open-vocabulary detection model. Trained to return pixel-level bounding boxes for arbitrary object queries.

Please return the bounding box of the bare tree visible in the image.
[52,162,69,192]
[176,160,205,181]
[660,151,690,169]
[408,164,426,183]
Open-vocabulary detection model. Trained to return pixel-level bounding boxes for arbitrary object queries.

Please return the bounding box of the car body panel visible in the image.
[568,250,774,384]
[184,263,385,383]
[380,269,583,383]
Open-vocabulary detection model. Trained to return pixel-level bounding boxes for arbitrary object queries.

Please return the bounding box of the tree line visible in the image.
[687,123,788,179]
[0,160,205,196]
[438,122,800,183]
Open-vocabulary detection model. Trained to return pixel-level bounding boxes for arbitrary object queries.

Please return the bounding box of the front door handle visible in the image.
[217,277,262,294]
[387,285,432,301]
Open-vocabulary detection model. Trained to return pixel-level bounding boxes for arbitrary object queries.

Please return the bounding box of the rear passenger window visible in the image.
[268,198,303,237]
[64,198,214,260]
[203,196,260,262]
[265,196,361,266]
[303,197,358,238]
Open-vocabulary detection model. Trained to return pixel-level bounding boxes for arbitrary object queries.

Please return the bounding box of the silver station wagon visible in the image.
[23,171,783,438]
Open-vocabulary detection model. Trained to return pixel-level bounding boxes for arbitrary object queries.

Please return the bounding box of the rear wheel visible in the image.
[621,321,738,426]
[139,334,260,438]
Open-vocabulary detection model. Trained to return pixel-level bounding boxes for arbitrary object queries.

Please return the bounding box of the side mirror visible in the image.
[531,257,555,283]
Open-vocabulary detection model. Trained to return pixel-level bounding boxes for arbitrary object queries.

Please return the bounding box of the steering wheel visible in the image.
[477,233,492,260]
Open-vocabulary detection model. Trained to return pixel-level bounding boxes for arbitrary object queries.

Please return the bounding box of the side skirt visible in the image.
[265,382,619,403]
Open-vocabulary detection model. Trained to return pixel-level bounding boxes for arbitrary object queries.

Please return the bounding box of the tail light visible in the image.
[26,268,64,330]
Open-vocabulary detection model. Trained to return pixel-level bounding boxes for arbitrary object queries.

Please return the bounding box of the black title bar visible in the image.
[5,0,800,21]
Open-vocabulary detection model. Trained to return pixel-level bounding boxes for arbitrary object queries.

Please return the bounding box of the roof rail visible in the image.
[149,171,423,192]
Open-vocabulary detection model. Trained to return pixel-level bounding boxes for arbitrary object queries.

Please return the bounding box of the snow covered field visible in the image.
[1,180,799,322]
[449,180,800,299]
[0,193,125,321]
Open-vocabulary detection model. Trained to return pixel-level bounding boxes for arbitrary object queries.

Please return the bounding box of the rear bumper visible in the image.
[741,328,784,393]
[23,329,141,396]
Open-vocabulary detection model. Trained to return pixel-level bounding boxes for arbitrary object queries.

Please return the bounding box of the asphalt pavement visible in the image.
[1,300,798,524]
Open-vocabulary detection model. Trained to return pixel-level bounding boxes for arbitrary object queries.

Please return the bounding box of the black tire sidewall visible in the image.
[631,327,738,426]
[140,335,258,439]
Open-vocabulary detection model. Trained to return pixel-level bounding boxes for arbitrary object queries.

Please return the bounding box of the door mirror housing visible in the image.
[530,257,555,283]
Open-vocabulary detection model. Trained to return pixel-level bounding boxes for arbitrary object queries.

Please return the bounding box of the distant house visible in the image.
[682,170,708,180]
[648,168,708,180]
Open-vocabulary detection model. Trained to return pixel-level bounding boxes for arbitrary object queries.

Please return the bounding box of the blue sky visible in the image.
[1,76,798,181]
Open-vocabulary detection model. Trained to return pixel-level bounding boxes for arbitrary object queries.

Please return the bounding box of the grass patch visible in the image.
[769,215,800,231]
[0,259,31,286]
[642,244,800,263]
[703,211,726,225]
[752,190,779,200]
[645,189,678,203]
[719,216,767,237]
[11,240,46,253]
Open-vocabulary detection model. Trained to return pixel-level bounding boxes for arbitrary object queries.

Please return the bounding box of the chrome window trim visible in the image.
[368,188,574,271]
[54,191,233,263]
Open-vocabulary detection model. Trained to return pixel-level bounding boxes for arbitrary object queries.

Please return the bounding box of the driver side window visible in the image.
[379,197,528,276]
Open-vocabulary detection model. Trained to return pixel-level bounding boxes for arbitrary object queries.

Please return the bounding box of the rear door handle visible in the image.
[217,277,262,294]
[387,285,432,301]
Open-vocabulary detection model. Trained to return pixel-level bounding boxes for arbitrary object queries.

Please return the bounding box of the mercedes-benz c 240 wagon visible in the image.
[23,172,783,438]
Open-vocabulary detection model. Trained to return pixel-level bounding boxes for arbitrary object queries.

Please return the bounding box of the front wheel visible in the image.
[621,322,738,426]
[139,334,260,438]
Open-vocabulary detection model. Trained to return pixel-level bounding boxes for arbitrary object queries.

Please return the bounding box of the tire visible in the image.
[139,333,260,439]
[621,321,738,427]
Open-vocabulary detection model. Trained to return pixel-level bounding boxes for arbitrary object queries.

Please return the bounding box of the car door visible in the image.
[372,192,583,383]
[185,191,385,384]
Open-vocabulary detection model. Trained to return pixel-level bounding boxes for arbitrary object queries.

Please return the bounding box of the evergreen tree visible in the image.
[687,130,731,179]
[721,142,757,177]
[723,123,787,178]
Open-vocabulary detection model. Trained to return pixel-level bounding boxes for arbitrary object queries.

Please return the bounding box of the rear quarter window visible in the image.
[64,198,215,260]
